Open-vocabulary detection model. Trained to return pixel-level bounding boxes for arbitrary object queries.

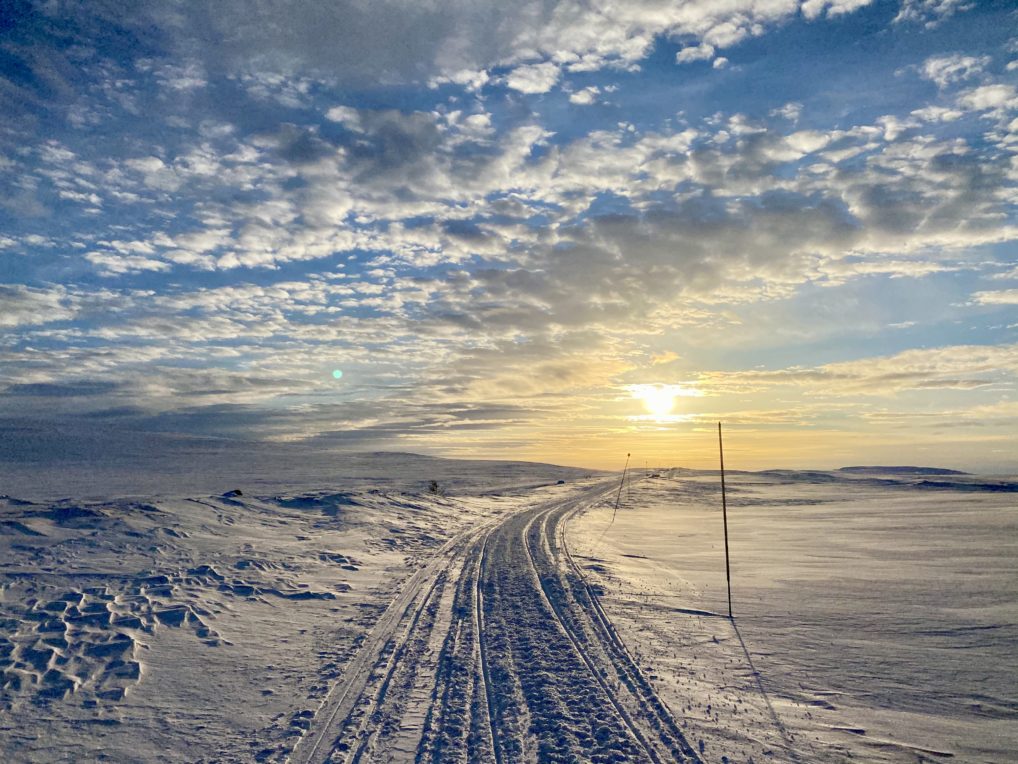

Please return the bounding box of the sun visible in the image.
[626,383,703,420]
[636,386,676,417]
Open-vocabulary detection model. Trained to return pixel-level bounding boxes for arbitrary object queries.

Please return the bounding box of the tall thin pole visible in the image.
[613,452,630,521]
[597,453,632,546]
[719,422,732,619]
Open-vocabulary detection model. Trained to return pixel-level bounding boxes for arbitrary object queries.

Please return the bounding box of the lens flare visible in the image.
[332,369,344,379]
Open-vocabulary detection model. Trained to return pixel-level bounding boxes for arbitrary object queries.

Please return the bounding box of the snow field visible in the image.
[568,471,1018,763]
[0,488,523,762]
[5,460,1013,762]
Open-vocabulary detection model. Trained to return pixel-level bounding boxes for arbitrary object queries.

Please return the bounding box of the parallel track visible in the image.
[286,481,700,763]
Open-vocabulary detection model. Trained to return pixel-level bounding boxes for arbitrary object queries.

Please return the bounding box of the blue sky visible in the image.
[1,0,1016,471]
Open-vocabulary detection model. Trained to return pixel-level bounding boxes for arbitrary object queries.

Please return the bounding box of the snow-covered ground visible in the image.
[0,455,590,762]
[569,470,1018,763]
[2,455,1015,762]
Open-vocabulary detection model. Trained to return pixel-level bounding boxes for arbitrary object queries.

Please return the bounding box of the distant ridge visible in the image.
[838,466,968,476]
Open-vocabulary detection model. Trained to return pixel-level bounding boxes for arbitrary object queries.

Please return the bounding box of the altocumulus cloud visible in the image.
[0,0,1016,468]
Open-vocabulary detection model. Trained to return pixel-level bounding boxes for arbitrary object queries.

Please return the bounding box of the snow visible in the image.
[2,455,1015,762]
[569,470,1018,763]
[0,455,586,762]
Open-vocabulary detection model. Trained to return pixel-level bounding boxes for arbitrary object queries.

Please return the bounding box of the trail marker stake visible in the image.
[597,453,631,546]
[719,422,732,619]
[613,452,630,522]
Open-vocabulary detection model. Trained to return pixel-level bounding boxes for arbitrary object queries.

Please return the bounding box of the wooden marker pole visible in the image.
[719,422,732,619]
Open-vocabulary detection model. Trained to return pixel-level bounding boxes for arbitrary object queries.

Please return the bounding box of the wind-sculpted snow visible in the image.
[0,486,508,761]
[0,497,352,713]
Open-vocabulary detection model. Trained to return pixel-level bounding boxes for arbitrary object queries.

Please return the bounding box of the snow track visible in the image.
[288,482,700,763]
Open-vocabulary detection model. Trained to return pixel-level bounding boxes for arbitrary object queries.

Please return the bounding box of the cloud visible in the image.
[0,285,77,327]
[650,351,680,365]
[894,0,975,28]
[505,62,561,94]
[2,1,1014,467]
[140,59,208,91]
[3,381,122,397]
[920,54,990,88]
[770,102,803,122]
[325,105,362,130]
[85,251,173,275]
[428,68,490,92]
[956,84,1018,113]
[698,343,1018,396]
[801,0,875,18]
[676,43,715,64]
[971,289,1018,305]
[910,105,963,122]
[2,0,884,120]
[569,86,601,105]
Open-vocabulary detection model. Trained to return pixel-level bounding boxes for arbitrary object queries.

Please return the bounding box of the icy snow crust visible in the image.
[1,457,1015,762]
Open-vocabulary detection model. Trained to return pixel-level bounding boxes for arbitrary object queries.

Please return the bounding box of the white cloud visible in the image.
[85,251,172,275]
[910,105,963,122]
[152,60,207,91]
[505,62,561,94]
[236,69,314,108]
[920,54,989,88]
[785,130,831,154]
[770,102,803,122]
[569,86,600,105]
[972,289,1018,305]
[802,0,874,20]
[325,106,362,130]
[0,285,77,327]
[895,0,975,28]
[957,84,1018,112]
[429,68,490,92]
[124,155,182,191]
[676,43,714,63]
[457,112,495,137]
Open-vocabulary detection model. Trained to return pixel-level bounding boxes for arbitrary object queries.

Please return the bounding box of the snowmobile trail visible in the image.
[288,481,701,764]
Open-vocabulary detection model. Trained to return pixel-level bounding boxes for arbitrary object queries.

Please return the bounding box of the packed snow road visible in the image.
[289,480,701,764]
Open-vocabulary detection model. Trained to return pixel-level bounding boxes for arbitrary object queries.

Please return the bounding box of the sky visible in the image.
[1,0,1016,473]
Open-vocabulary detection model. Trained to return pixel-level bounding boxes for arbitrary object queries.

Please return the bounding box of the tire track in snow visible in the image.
[550,502,703,762]
[478,483,657,762]
[288,514,505,764]
[522,500,702,763]
[519,508,664,763]
[345,570,450,763]
[472,529,500,764]
[289,481,701,763]
[415,531,498,764]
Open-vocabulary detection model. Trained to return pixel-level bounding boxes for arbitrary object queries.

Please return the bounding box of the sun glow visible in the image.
[627,384,702,419]
[640,387,676,417]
